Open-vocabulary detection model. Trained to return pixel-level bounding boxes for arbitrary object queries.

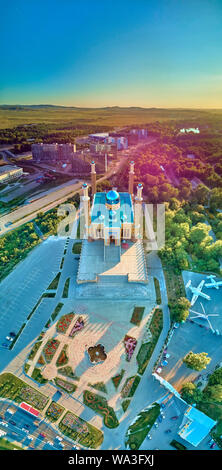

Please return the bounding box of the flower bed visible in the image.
[124,335,137,361]
[46,401,65,422]
[59,411,103,449]
[0,373,49,410]
[56,313,74,334]
[43,338,60,363]
[83,390,119,429]
[130,307,145,326]
[111,369,125,389]
[69,316,84,337]
[54,377,77,393]
[121,375,141,398]
[56,345,69,367]
[37,354,45,366]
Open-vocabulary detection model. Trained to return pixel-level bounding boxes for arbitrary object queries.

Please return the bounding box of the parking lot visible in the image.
[0,237,66,369]
[139,394,219,451]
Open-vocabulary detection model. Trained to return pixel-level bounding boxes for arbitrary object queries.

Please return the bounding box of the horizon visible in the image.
[1,0,222,108]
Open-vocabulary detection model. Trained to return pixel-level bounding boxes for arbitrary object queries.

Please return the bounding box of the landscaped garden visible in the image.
[112,369,125,389]
[88,382,107,393]
[83,390,119,428]
[59,411,103,449]
[62,278,70,298]
[56,313,74,333]
[130,307,145,326]
[124,335,137,361]
[43,338,60,363]
[125,403,160,449]
[69,316,84,337]
[58,366,79,380]
[51,302,64,321]
[47,272,61,290]
[0,373,49,410]
[72,241,82,254]
[56,345,69,367]
[136,308,163,374]
[54,377,77,393]
[28,341,42,360]
[45,401,65,422]
[154,277,161,304]
[121,375,141,398]
[31,367,48,384]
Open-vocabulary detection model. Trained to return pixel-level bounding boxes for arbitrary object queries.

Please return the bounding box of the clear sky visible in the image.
[1,0,222,108]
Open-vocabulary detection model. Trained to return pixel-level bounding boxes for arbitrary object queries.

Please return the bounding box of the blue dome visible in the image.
[106,190,119,203]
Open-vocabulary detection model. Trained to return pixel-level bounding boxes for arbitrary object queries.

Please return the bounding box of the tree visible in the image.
[192,184,211,205]
[183,351,211,371]
[181,382,203,404]
[203,384,222,402]
[169,297,191,323]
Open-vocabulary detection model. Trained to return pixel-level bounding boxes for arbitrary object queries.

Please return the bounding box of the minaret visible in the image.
[91,161,96,198]
[134,183,143,239]
[128,160,135,197]
[81,183,90,238]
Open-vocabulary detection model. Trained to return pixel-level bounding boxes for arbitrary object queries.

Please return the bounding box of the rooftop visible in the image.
[0,165,21,174]
[91,191,133,227]
[178,405,216,447]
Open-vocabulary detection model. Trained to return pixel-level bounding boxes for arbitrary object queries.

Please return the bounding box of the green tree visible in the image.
[169,297,191,323]
[183,351,211,371]
[181,382,203,404]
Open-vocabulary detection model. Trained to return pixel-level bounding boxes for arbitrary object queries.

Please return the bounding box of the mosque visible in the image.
[77,161,148,287]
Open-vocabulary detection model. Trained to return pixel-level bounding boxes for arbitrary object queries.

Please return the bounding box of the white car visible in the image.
[6,336,13,341]
[56,436,62,441]
[22,428,29,433]
[0,421,8,427]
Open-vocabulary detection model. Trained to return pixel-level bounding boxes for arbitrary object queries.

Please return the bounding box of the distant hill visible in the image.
[0,104,221,129]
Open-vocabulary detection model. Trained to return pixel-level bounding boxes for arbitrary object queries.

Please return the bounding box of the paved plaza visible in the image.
[77,239,148,285]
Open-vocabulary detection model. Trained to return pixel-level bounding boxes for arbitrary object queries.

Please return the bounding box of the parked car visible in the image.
[9,332,16,338]
[154,422,158,428]
[165,429,172,434]
[171,416,179,420]
[160,403,166,409]
[210,442,216,449]
[157,415,163,423]
[147,434,152,440]
[9,420,16,426]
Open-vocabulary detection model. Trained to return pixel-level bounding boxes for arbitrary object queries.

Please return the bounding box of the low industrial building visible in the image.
[0,165,23,184]
[178,405,216,447]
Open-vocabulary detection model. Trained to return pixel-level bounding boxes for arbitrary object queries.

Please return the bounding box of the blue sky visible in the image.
[1,0,222,107]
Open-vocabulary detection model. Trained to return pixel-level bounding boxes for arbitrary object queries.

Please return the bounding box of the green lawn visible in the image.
[136,309,163,374]
[125,403,160,449]
[0,438,23,450]
[154,277,161,304]
[72,241,82,254]
[62,278,70,298]
[47,272,61,290]
[51,302,64,321]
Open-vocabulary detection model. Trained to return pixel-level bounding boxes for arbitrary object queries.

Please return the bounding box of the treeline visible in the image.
[0,123,111,146]
[159,199,222,273]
